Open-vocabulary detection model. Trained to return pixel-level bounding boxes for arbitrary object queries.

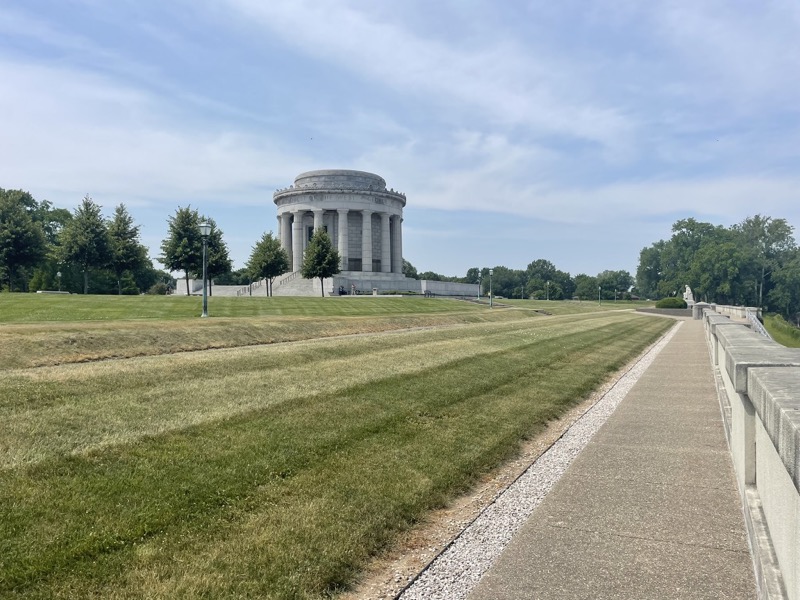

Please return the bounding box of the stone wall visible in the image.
[702,306,799,599]
[331,274,479,297]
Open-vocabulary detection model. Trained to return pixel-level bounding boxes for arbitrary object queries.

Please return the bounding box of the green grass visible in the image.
[0,297,673,598]
[497,299,654,315]
[0,294,484,323]
[764,313,800,348]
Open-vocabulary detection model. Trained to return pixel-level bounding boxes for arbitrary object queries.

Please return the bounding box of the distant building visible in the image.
[267,169,478,297]
[274,169,405,274]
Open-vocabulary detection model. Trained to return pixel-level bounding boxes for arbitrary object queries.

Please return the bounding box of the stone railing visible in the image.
[277,271,301,286]
[701,306,799,599]
[273,185,406,199]
[235,279,265,297]
[715,304,761,320]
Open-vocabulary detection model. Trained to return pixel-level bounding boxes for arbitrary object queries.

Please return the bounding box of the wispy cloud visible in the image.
[1,1,799,275]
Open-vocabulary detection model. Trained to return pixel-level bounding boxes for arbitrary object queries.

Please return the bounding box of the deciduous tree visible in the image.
[301,229,340,297]
[246,231,289,296]
[733,215,795,308]
[160,207,202,296]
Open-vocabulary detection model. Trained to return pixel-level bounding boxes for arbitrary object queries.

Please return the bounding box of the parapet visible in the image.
[273,169,406,202]
[703,306,799,598]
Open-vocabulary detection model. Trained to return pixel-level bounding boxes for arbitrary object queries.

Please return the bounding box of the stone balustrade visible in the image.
[273,184,406,199]
[701,305,800,599]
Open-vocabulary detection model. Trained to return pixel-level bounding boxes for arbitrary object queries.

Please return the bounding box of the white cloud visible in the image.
[222,0,636,151]
[0,59,305,208]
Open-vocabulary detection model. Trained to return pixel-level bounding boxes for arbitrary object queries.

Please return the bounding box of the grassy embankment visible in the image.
[763,313,800,348]
[0,295,672,598]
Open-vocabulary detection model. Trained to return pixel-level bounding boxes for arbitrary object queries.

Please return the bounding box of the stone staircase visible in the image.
[272,272,331,297]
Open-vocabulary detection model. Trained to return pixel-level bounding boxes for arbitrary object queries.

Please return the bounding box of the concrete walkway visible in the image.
[468,319,756,600]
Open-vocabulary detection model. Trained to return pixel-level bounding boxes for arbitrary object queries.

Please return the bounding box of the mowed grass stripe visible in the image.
[0,295,487,323]
[0,308,538,371]
[4,313,634,469]
[0,315,672,598]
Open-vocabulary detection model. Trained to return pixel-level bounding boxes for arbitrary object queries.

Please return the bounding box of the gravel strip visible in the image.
[398,321,682,600]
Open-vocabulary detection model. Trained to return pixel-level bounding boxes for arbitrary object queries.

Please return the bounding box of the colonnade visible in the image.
[277,209,403,274]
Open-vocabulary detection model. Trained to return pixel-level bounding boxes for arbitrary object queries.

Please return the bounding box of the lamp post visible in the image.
[598,285,601,305]
[56,271,61,292]
[477,278,481,302]
[489,269,494,308]
[200,222,211,318]
[546,280,549,301]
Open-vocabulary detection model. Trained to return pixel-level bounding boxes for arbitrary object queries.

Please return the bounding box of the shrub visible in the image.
[148,282,169,295]
[655,297,687,309]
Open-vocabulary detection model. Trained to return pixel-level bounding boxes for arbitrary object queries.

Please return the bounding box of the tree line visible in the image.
[0,188,341,297]
[636,215,800,323]
[402,259,635,301]
[1,187,640,300]
[0,189,164,295]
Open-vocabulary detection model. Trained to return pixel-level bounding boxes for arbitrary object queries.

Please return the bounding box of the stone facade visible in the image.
[273,170,405,274]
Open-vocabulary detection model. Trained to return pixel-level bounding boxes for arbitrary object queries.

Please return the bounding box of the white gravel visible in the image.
[398,321,682,600]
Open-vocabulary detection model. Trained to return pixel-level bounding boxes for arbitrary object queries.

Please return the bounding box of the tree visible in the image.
[160,207,202,296]
[769,249,800,325]
[733,215,796,308]
[596,269,634,299]
[108,204,148,295]
[301,229,340,297]
[636,242,664,299]
[214,268,251,286]
[464,267,481,284]
[58,195,110,294]
[246,231,289,296]
[402,259,418,279]
[573,274,598,300]
[0,194,46,291]
[198,217,232,296]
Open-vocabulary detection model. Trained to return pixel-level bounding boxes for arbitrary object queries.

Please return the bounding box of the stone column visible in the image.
[391,216,403,274]
[280,212,292,259]
[362,209,373,272]
[313,209,324,232]
[292,212,304,272]
[380,212,391,273]
[337,209,349,271]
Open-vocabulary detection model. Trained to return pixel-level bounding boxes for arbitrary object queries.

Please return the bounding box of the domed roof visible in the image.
[293,170,386,191]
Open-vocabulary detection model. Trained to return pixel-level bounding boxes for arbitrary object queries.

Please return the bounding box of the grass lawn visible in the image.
[0,295,673,598]
[763,313,800,348]
[510,299,654,315]
[0,294,487,323]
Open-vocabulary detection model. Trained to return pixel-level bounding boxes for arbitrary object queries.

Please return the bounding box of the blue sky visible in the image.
[2,1,799,278]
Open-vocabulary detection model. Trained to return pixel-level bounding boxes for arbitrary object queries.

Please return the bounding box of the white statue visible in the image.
[683,285,695,306]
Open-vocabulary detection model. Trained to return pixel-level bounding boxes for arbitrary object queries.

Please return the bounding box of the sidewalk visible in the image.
[468,319,756,600]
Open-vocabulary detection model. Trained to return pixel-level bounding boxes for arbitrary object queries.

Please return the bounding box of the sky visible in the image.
[2,1,800,279]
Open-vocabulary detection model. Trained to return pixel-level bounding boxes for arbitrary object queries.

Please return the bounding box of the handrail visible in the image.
[235,279,265,297]
[746,308,773,341]
[277,271,300,286]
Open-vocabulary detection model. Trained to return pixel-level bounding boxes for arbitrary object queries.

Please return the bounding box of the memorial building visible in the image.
[271,169,477,297]
[274,169,405,275]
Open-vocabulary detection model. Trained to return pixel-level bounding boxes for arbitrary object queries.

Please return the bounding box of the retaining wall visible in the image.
[702,306,799,599]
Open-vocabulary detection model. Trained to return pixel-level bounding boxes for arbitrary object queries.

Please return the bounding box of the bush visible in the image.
[655,297,687,309]
[148,282,169,295]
